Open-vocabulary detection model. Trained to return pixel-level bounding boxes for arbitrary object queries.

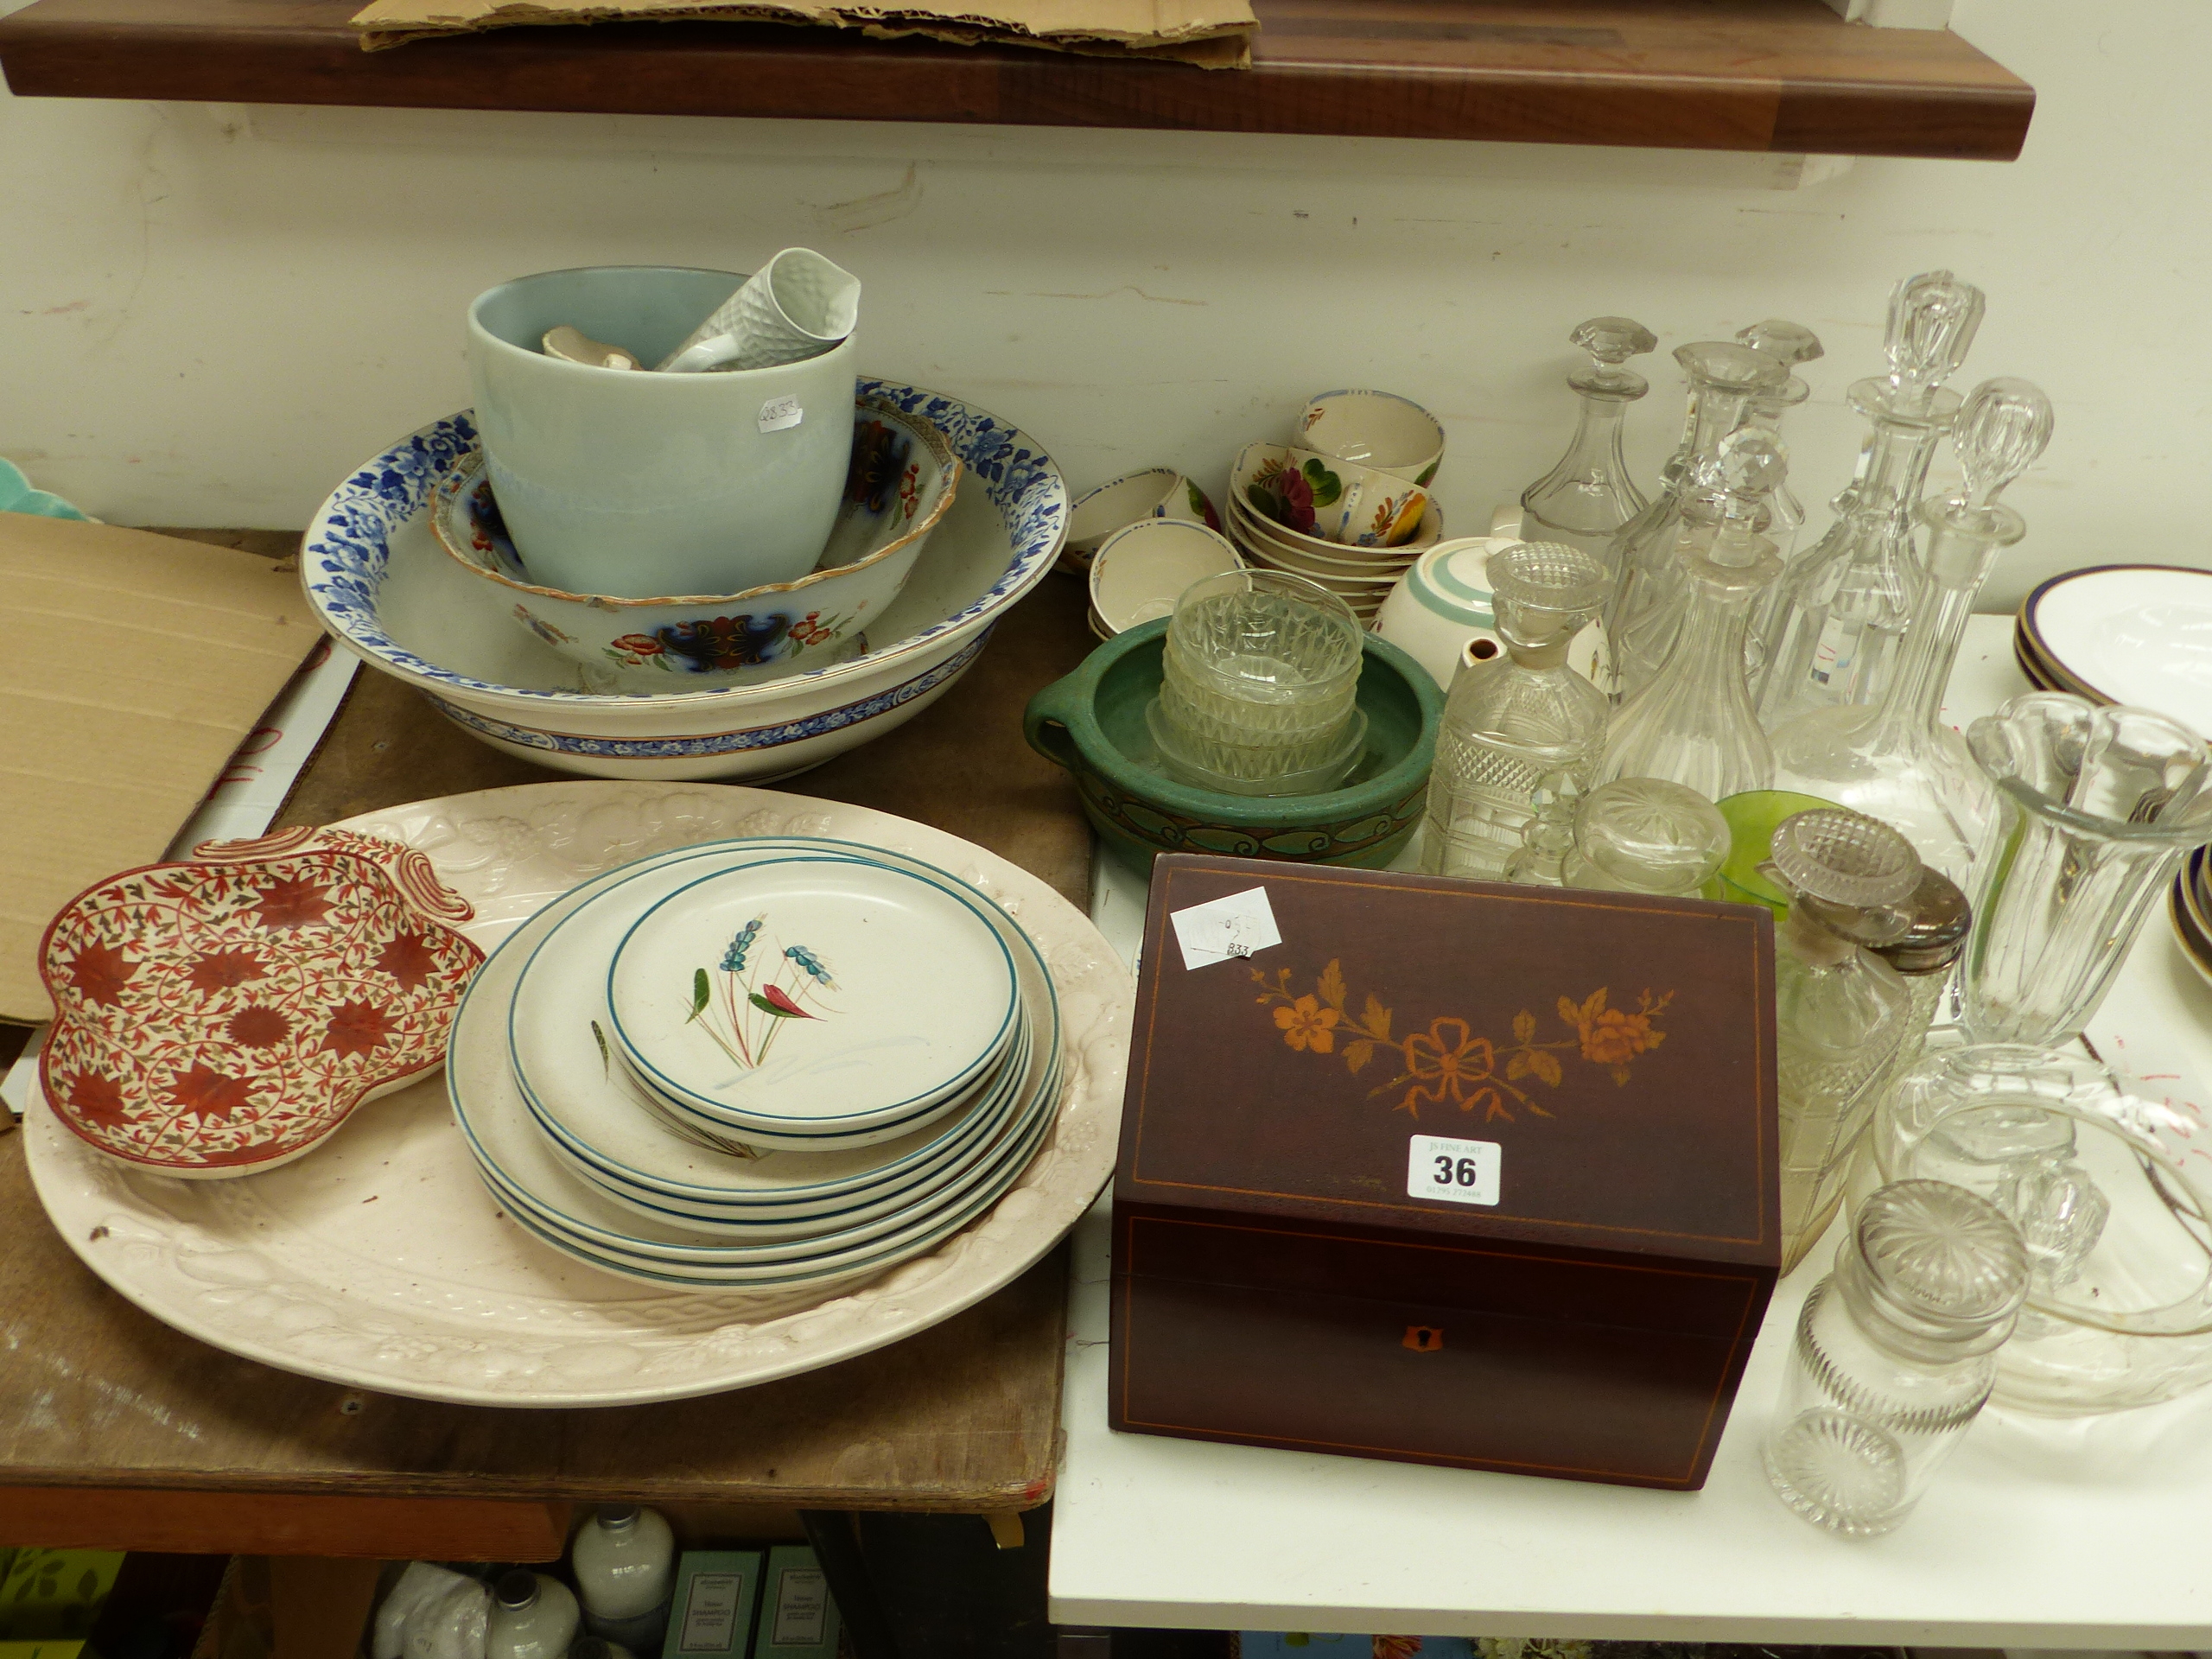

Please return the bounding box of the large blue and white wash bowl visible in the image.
[301,380,1066,783]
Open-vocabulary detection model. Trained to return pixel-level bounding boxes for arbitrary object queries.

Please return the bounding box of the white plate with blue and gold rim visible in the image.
[2024,565,2212,734]
[510,842,1034,1195]
[606,856,1019,1141]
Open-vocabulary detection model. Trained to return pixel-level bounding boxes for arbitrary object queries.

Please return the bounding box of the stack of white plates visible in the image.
[448,835,1064,1291]
[2016,565,2212,734]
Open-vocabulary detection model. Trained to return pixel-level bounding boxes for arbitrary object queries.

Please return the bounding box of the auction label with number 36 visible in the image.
[1406,1135,1501,1206]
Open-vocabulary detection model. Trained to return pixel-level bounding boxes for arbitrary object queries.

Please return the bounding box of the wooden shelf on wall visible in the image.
[0,0,2032,159]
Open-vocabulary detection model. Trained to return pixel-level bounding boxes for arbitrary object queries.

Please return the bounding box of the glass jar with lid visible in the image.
[1764,1179,2026,1535]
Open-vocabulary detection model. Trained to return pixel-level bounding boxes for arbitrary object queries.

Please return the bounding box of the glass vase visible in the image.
[1961,694,2212,1045]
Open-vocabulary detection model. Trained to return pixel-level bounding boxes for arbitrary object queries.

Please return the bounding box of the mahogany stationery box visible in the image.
[1110,854,1780,1491]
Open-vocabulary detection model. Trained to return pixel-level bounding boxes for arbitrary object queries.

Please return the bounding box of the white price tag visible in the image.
[1407,1135,1501,1206]
[758,395,804,433]
[1168,886,1281,970]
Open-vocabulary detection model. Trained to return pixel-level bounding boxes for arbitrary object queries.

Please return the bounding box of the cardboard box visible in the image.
[350,0,1256,66]
[0,518,314,1023]
[659,1552,760,1659]
[1112,855,1779,1491]
[753,1547,838,1659]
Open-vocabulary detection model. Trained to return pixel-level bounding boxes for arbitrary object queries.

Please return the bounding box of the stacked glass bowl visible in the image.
[1145,569,1369,797]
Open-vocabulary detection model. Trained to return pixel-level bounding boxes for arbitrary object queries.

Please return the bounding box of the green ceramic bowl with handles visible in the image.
[1023,619,1442,868]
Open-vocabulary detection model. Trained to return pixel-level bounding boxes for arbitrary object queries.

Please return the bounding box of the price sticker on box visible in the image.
[1407,1134,1500,1206]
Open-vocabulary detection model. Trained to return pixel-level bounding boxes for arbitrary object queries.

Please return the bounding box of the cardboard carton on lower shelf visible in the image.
[755,1547,839,1659]
[659,1552,760,1659]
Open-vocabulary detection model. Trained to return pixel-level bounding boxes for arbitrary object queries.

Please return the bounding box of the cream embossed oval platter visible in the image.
[22,782,1131,1408]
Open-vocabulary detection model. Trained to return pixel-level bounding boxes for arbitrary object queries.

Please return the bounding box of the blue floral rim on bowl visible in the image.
[299,379,1065,707]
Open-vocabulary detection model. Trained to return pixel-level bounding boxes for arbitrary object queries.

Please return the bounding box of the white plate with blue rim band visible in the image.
[454,869,1062,1274]
[509,841,1040,1206]
[558,1021,1031,1233]
[487,1057,1063,1287]
[498,1065,1065,1300]
[607,856,1020,1139]
[2024,565,2212,737]
[477,1039,1061,1280]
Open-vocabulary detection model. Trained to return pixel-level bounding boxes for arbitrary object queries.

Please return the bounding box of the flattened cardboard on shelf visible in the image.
[0,517,315,1024]
[350,0,1257,67]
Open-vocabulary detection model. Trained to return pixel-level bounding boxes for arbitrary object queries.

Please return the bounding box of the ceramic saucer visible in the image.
[607,856,1019,1138]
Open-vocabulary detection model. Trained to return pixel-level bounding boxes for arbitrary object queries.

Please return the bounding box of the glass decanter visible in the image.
[1738,317,1823,564]
[1604,342,1784,702]
[1738,319,1822,677]
[1519,316,1659,576]
[1763,1179,2026,1535]
[1770,378,2055,887]
[1599,430,1786,802]
[1768,807,1922,1273]
[1755,271,1986,730]
[1421,541,1612,880]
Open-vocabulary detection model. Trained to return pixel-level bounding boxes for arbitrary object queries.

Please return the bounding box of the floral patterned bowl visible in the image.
[431,394,960,690]
[1231,442,1431,551]
[1294,387,1446,486]
[38,826,484,1179]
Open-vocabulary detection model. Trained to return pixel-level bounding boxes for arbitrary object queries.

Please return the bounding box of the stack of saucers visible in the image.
[446,835,1063,1290]
[2169,844,2212,993]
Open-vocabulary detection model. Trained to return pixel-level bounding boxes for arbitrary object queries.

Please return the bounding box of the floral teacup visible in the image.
[1235,442,1429,550]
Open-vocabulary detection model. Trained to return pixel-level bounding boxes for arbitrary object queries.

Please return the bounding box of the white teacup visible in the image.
[467,265,856,601]
[1058,467,1220,571]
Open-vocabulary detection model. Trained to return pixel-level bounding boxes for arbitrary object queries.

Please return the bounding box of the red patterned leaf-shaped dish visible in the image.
[37,825,484,1178]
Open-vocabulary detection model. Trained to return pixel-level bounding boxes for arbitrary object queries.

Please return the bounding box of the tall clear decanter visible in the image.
[1519,316,1658,575]
[1738,317,1823,564]
[1768,807,1922,1274]
[1421,541,1612,880]
[1604,341,1784,702]
[1599,430,1785,802]
[1738,319,1822,679]
[1770,378,2054,887]
[1755,271,1985,731]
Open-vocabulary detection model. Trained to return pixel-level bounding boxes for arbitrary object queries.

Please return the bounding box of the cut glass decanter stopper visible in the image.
[1600,429,1787,802]
[1604,342,1785,702]
[1421,542,1612,880]
[1754,272,1986,731]
[1520,316,1659,576]
[1770,378,2055,886]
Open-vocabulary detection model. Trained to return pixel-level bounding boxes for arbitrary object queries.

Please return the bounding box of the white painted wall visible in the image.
[0,0,2197,607]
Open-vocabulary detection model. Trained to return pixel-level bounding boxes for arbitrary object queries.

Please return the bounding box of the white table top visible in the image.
[1051,613,2212,1647]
